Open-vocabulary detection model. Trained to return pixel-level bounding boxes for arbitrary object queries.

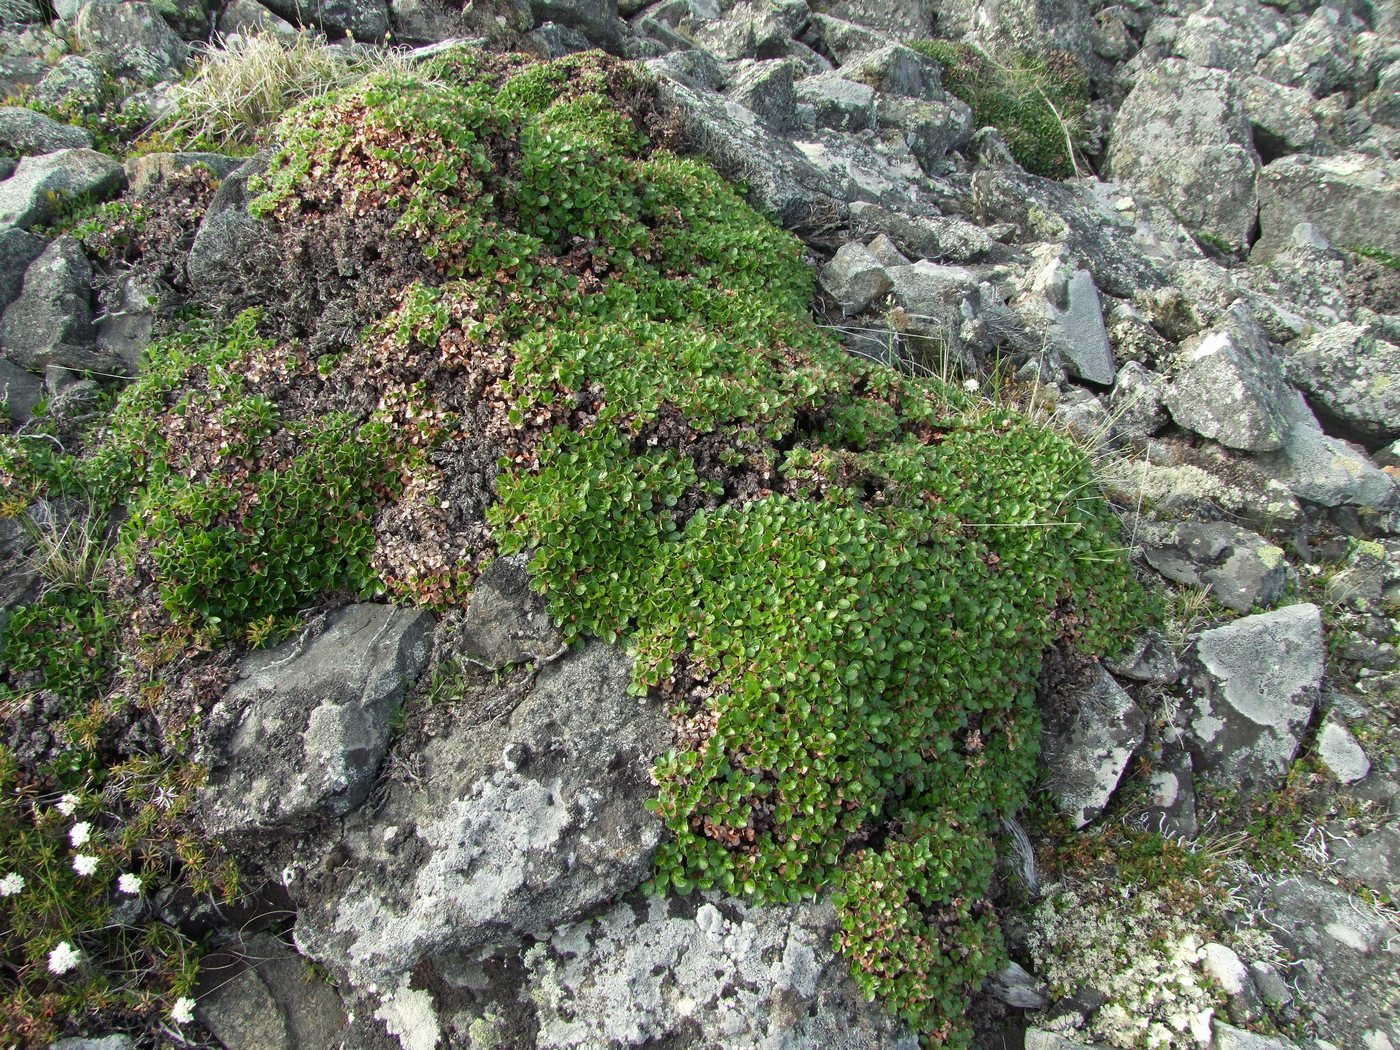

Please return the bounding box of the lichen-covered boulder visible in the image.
[0,236,108,374]
[1142,521,1289,614]
[73,0,191,83]
[1253,153,1399,263]
[1282,323,1400,445]
[0,106,93,156]
[1039,663,1146,828]
[1107,59,1259,252]
[0,148,125,231]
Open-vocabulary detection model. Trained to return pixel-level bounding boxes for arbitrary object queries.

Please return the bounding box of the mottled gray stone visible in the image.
[1166,306,1296,453]
[0,148,125,231]
[1110,360,1169,442]
[1105,629,1180,685]
[1048,267,1115,386]
[95,275,161,374]
[1143,521,1289,614]
[795,74,876,131]
[197,967,291,1050]
[1257,393,1399,510]
[187,153,269,289]
[0,236,105,373]
[686,0,807,59]
[0,106,92,156]
[1254,153,1399,263]
[1107,59,1259,251]
[1172,0,1287,72]
[450,554,562,670]
[728,59,799,132]
[1255,5,1358,98]
[125,151,241,196]
[847,201,993,263]
[1203,942,1262,1024]
[50,1038,135,1050]
[1184,604,1324,798]
[0,226,43,314]
[216,0,299,36]
[74,0,191,82]
[291,639,670,985]
[1322,539,1398,613]
[934,0,1091,63]
[1332,823,1399,898]
[31,57,107,116]
[525,894,919,1048]
[1139,746,1198,838]
[201,603,434,837]
[1239,74,1329,156]
[803,12,891,63]
[1283,324,1400,445]
[1316,715,1370,784]
[258,0,391,40]
[871,93,972,175]
[843,43,943,100]
[805,0,931,38]
[0,359,42,422]
[196,934,347,1050]
[865,232,908,268]
[1040,663,1146,828]
[1212,1024,1300,1050]
[821,241,891,316]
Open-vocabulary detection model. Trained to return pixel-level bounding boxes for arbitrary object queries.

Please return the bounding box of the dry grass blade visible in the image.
[156,31,406,150]
[23,507,111,591]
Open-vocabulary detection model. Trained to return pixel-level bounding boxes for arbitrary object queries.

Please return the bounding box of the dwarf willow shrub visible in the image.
[910,40,1089,179]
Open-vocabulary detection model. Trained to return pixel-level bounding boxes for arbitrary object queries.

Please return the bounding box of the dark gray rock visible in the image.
[1332,823,1399,897]
[1183,603,1324,798]
[1171,0,1287,73]
[802,12,890,63]
[1143,521,1290,614]
[1255,5,1359,98]
[1202,943,1262,1025]
[795,74,876,131]
[865,231,907,267]
[1107,59,1259,252]
[1109,360,1169,443]
[74,0,191,82]
[1212,1024,1300,1050]
[821,240,891,315]
[727,59,799,131]
[1165,305,1296,453]
[196,966,290,1050]
[1239,74,1330,157]
[291,639,670,985]
[149,0,214,38]
[196,934,347,1050]
[935,0,1092,64]
[201,603,433,837]
[1322,539,1398,613]
[1105,628,1180,684]
[847,201,993,263]
[256,0,390,39]
[532,19,597,55]
[388,0,467,43]
[872,93,973,175]
[530,0,631,53]
[0,148,125,231]
[186,153,269,289]
[0,226,43,314]
[1256,392,1399,510]
[843,43,943,100]
[1040,663,1146,828]
[216,0,299,36]
[686,0,808,60]
[0,107,93,156]
[1254,153,1399,263]
[31,57,108,116]
[1140,746,1198,838]
[525,894,919,1048]
[0,358,43,422]
[1283,323,1400,445]
[0,236,107,374]
[95,275,161,373]
[50,1038,135,1050]
[1263,877,1399,1049]
[450,554,563,670]
[806,0,931,38]
[125,151,241,196]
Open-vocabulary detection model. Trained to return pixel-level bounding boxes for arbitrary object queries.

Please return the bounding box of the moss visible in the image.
[1348,245,1400,271]
[909,40,1089,179]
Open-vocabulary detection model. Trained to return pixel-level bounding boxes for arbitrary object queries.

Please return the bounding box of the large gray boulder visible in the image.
[821,241,891,315]
[1165,305,1296,453]
[0,106,93,156]
[1171,0,1288,73]
[1254,5,1359,98]
[1040,664,1146,828]
[524,894,919,1048]
[1143,521,1289,614]
[1253,153,1398,263]
[933,0,1092,64]
[257,0,392,40]
[0,227,44,314]
[805,0,931,38]
[1183,603,1324,798]
[291,637,670,985]
[1257,392,1399,510]
[1283,323,1400,444]
[0,149,125,231]
[0,236,107,374]
[73,0,191,83]
[31,56,108,116]
[200,603,434,837]
[186,153,270,290]
[1107,59,1260,252]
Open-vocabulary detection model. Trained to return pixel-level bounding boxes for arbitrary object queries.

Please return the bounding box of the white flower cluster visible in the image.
[1024,881,1224,1049]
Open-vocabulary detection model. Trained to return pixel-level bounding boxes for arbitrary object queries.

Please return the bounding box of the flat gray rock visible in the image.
[0,106,92,156]
[1283,323,1400,445]
[1253,153,1398,263]
[31,56,107,115]
[292,640,670,985]
[1050,269,1115,386]
[1256,392,1399,511]
[1316,714,1370,784]
[1139,746,1198,839]
[74,0,191,83]
[1183,603,1324,798]
[1332,823,1399,898]
[0,148,125,231]
[187,153,270,290]
[1143,521,1289,614]
[821,241,891,316]
[0,359,43,422]
[201,603,434,837]
[1040,663,1146,828]
[1212,1023,1300,1050]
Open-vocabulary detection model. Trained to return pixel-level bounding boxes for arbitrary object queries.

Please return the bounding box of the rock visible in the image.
[1040,663,1146,828]
[50,1038,135,1050]
[844,44,944,100]
[31,57,108,116]
[1053,386,1110,444]
[1183,603,1324,798]
[1331,823,1399,897]
[728,59,799,132]
[291,639,670,985]
[388,0,466,43]
[96,275,162,375]
[795,74,876,132]
[1166,305,1296,453]
[74,0,191,83]
[0,0,43,21]
[523,894,919,1048]
[802,12,890,63]
[449,554,563,669]
[216,0,299,36]
[0,149,125,232]
[1257,393,1399,510]
[187,153,269,289]
[1171,0,1287,73]
[1202,943,1262,1024]
[1098,441,1302,525]
[1140,746,1198,838]
[1255,5,1359,98]
[1212,1024,1301,1050]
[1143,521,1289,614]
[806,0,931,38]
[934,0,1091,64]
[821,241,891,315]
[1025,1030,1099,1050]
[196,934,346,1050]
[256,0,391,40]
[884,259,984,371]
[846,201,993,263]
[1263,877,1399,1049]
[1107,59,1259,252]
[532,19,597,55]
[686,0,808,60]
[1282,324,1400,445]
[989,961,1048,1009]
[0,236,109,374]
[1021,257,1116,386]
[0,359,43,422]
[125,151,241,196]
[1363,62,1400,128]
[1322,539,1398,613]
[1254,154,1399,264]
[865,232,908,267]
[0,226,43,314]
[0,107,93,156]
[1239,75,1329,157]
[201,603,433,837]
[530,0,631,54]
[1110,360,1169,443]
[1247,962,1292,1008]
[1105,629,1180,684]
[1316,715,1370,784]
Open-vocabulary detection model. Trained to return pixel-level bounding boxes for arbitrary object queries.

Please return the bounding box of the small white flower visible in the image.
[72,854,99,877]
[47,941,81,975]
[56,793,80,817]
[117,873,143,896]
[69,821,92,848]
[170,996,196,1025]
[962,378,980,393]
[0,872,24,896]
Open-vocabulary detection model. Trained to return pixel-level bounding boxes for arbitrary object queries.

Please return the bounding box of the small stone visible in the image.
[820,242,891,316]
[0,106,93,156]
[1040,663,1146,828]
[1331,823,1399,898]
[1316,716,1370,784]
[1213,1023,1302,1050]
[865,233,908,268]
[1248,961,1292,1008]
[1202,942,1261,1024]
